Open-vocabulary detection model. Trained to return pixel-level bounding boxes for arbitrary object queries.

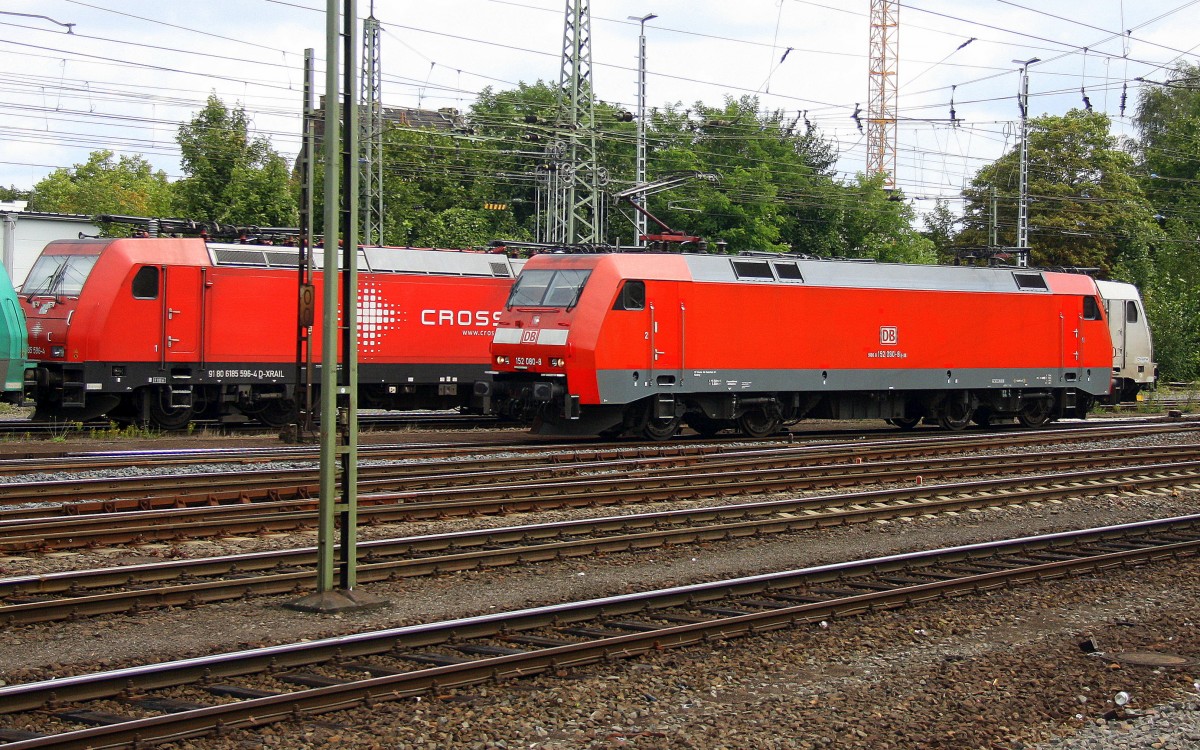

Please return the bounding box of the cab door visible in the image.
[1107,298,1127,371]
[1079,294,1105,383]
[647,281,683,388]
[161,265,202,362]
[1120,298,1155,386]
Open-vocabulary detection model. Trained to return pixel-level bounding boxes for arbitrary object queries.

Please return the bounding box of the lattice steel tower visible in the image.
[867,0,898,190]
[360,3,384,245]
[546,0,603,245]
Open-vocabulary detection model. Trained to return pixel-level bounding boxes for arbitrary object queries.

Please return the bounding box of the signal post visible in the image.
[287,0,386,614]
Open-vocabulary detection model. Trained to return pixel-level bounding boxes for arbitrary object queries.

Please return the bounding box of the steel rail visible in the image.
[2,444,1199,552]
[2,423,1197,521]
[0,412,499,440]
[4,456,1200,625]
[1,515,1198,748]
[1,440,1199,552]
[0,421,1191,506]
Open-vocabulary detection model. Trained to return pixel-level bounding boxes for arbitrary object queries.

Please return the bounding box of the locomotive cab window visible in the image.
[22,253,100,297]
[1083,295,1101,320]
[131,266,159,300]
[506,268,591,308]
[507,270,551,307]
[1126,300,1139,323]
[613,280,645,311]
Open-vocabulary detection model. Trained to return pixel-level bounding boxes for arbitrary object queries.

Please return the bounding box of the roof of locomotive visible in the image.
[520,251,1099,295]
[39,238,523,279]
[210,243,521,278]
[1094,279,1142,301]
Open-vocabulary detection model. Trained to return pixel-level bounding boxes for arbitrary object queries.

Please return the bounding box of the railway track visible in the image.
[0,397,1184,442]
[4,449,1200,624]
[2,427,1199,552]
[0,411,500,439]
[0,514,1196,748]
[1097,396,1197,412]
[0,420,1193,515]
[0,415,1188,472]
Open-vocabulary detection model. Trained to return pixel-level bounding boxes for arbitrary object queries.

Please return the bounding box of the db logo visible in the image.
[521,329,539,343]
[879,326,898,346]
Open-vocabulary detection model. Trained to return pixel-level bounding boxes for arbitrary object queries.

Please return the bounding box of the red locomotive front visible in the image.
[491,252,1116,439]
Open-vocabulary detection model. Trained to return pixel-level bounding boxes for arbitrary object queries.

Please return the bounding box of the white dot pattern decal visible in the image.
[357,281,399,353]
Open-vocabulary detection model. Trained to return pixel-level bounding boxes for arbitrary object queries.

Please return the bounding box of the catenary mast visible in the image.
[546,0,603,245]
[360,1,384,246]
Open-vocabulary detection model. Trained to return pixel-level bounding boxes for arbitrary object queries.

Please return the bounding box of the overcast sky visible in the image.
[3,0,1198,219]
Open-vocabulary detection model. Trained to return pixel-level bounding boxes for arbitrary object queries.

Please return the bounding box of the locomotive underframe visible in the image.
[1109,373,1156,404]
[28,360,491,428]
[494,368,1102,439]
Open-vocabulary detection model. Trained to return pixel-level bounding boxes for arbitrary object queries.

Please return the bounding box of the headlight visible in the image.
[495,355,510,366]
[550,357,565,367]
[51,346,65,358]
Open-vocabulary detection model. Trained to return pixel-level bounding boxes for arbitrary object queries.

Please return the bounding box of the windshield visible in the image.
[22,253,100,297]
[506,268,591,308]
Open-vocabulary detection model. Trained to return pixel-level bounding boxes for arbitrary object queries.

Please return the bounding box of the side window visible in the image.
[1126,300,1139,323]
[613,280,645,311]
[773,262,804,281]
[1082,295,1101,321]
[132,266,159,300]
[732,260,773,280]
[1014,272,1048,290]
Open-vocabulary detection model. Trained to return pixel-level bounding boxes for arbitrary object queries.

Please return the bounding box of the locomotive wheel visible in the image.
[890,416,920,431]
[642,415,682,441]
[638,398,682,441]
[1017,399,1052,428]
[937,400,973,431]
[244,400,297,428]
[148,399,194,430]
[737,409,782,438]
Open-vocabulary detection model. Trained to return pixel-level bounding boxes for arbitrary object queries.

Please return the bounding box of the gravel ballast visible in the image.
[1,424,1199,748]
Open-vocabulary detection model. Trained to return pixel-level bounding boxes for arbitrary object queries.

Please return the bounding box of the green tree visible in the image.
[638,97,931,257]
[957,109,1160,276]
[1127,69,1200,380]
[28,149,172,219]
[0,185,30,202]
[365,85,929,257]
[410,207,493,248]
[1142,257,1200,380]
[469,80,631,244]
[1132,62,1200,234]
[641,96,843,252]
[365,115,529,248]
[836,174,936,263]
[176,94,297,226]
[921,198,959,261]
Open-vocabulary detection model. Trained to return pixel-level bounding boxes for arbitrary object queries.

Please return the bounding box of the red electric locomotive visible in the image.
[22,237,522,427]
[488,252,1120,439]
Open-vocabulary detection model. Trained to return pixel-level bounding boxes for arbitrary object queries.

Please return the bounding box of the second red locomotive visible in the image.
[22,237,522,427]
[488,252,1125,439]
